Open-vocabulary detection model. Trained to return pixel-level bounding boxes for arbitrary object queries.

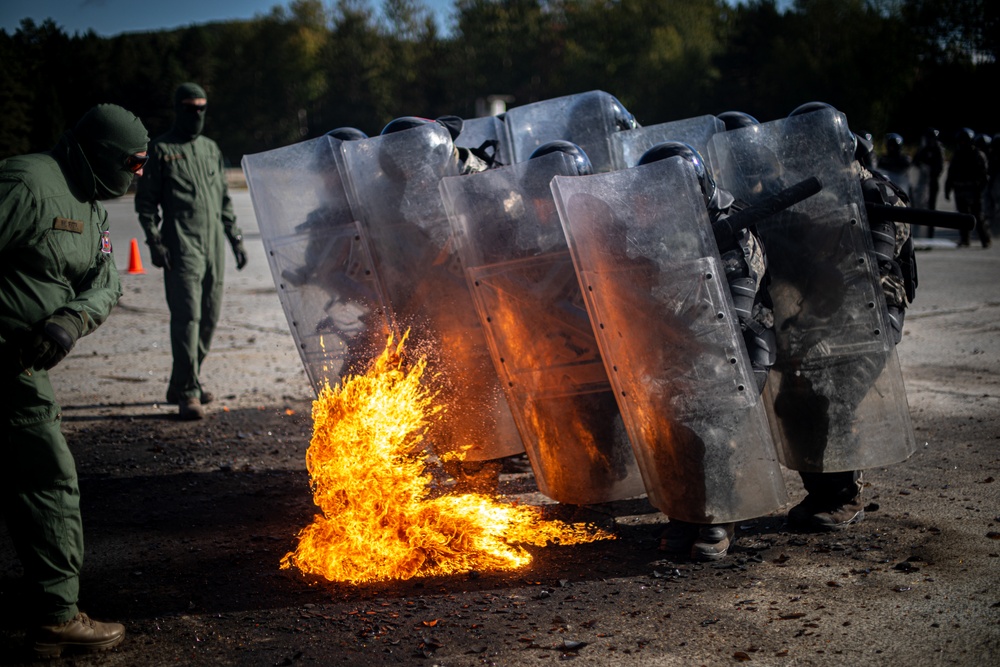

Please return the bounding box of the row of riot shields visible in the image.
[451,89,724,174]
[244,96,915,521]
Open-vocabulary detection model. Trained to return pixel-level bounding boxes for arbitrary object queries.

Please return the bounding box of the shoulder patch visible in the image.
[163,153,187,162]
[53,217,85,233]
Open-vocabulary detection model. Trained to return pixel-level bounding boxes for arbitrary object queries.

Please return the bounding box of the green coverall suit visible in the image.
[0,105,146,624]
[134,85,244,404]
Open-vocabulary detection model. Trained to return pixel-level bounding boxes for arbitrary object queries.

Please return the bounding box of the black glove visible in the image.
[147,237,172,270]
[230,235,248,270]
[17,309,87,372]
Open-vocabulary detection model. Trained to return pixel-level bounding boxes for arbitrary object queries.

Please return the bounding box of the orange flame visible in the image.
[281,333,613,584]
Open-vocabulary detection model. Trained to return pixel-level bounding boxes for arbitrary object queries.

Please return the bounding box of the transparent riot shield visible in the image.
[877,164,915,202]
[440,153,645,505]
[503,90,636,171]
[708,108,916,472]
[340,123,523,462]
[610,115,724,170]
[243,135,387,393]
[551,159,787,523]
[454,115,511,167]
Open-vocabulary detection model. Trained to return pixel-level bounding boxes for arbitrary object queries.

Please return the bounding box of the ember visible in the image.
[281,334,613,584]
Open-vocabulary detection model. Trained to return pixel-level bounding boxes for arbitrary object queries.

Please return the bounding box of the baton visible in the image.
[865,203,975,231]
[713,176,823,249]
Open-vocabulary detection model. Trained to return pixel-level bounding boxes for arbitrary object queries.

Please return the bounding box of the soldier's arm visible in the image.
[219,150,242,241]
[0,178,37,255]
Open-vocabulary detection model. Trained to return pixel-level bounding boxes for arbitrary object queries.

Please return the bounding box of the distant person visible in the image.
[912,127,944,237]
[986,134,1000,236]
[945,128,991,248]
[1,104,148,657]
[876,133,911,197]
[136,83,247,420]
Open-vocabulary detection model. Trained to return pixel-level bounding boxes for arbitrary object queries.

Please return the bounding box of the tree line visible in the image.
[0,0,995,164]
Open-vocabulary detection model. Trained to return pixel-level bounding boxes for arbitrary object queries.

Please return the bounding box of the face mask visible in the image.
[93,163,136,200]
[175,105,206,139]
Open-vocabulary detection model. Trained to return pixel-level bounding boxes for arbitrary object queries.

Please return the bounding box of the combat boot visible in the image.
[178,396,205,420]
[788,494,864,531]
[33,612,124,658]
[659,520,698,554]
[445,460,502,495]
[167,388,214,404]
[690,523,735,561]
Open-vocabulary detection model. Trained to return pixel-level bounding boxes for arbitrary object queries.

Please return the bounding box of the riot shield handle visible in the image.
[713,176,823,249]
[865,204,975,231]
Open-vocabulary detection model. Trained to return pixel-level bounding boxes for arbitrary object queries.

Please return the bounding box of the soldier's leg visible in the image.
[198,252,225,371]
[1,371,82,625]
[165,257,206,404]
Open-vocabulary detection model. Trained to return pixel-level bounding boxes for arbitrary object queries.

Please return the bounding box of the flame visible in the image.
[281,333,613,584]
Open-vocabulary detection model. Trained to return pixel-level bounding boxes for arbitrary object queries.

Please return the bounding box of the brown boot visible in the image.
[178,396,205,420]
[33,612,124,658]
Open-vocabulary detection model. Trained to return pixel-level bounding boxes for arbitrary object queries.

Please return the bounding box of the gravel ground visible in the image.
[0,188,998,666]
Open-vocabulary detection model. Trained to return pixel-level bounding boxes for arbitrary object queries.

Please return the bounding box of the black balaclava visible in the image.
[67,104,149,201]
[174,82,207,140]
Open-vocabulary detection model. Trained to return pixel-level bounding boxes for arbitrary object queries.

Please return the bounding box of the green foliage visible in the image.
[0,0,994,162]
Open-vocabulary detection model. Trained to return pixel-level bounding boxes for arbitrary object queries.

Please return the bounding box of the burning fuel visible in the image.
[281,334,613,584]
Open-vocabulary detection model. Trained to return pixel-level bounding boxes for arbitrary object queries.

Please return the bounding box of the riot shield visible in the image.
[707,108,916,472]
[503,90,636,171]
[610,115,724,170]
[340,123,523,462]
[440,153,644,505]
[454,115,511,167]
[551,159,787,523]
[242,135,387,393]
[877,164,914,201]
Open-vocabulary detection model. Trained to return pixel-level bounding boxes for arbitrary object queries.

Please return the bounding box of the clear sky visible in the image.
[0,0,456,37]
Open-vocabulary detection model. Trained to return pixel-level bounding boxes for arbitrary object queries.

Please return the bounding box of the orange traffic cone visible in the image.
[127,238,145,275]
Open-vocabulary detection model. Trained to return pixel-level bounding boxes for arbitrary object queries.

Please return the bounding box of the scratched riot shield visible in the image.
[503,90,637,171]
[708,108,916,472]
[454,115,511,168]
[440,153,644,505]
[243,135,386,393]
[610,115,724,170]
[551,159,787,523]
[340,122,523,462]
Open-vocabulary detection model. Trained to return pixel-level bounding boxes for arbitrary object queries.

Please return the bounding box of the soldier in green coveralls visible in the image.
[135,82,248,420]
[1,104,148,658]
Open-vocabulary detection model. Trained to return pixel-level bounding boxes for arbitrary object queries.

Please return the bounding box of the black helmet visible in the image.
[924,127,939,141]
[956,127,975,145]
[717,110,759,131]
[607,94,639,131]
[380,116,432,135]
[638,141,716,206]
[326,127,368,141]
[975,133,992,151]
[529,140,593,176]
[788,101,863,163]
[885,133,904,150]
[788,101,835,117]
